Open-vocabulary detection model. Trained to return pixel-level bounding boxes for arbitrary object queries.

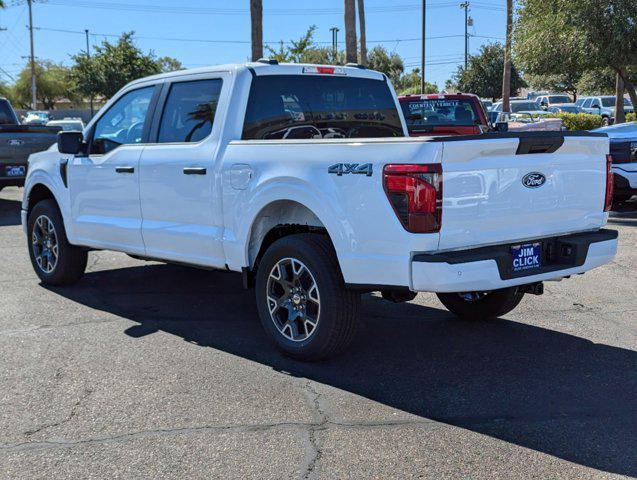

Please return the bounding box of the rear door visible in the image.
[438,133,609,251]
[69,85,158,253]
[138,74,228,267]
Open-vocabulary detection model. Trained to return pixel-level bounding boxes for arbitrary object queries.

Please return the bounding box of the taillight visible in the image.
[604,154,614,212]
[383,164,442,233]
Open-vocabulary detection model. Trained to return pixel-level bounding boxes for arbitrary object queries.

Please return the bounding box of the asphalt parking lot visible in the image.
[0,186,635,479]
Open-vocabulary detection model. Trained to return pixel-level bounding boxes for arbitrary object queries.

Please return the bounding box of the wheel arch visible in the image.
[246,200,335,273]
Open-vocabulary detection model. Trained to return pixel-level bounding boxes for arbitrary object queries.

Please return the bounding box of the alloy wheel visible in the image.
[266,257,320,342]
[32,215,58,274]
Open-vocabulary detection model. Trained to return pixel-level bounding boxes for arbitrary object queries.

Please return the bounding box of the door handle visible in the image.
[183,167,207,175]
[115,166,135,174]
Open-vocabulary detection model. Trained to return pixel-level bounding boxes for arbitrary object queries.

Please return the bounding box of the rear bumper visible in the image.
[411,229,618,292]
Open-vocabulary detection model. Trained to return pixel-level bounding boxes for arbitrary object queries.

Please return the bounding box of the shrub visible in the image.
[627,112,636,122]
[551,112,605,131]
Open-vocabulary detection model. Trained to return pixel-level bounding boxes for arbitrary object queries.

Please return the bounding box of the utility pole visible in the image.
[330,27,339,63]
[27,0,37,110]
[85,29,94,117]
[460,1,469,69]
[420,0,426,93]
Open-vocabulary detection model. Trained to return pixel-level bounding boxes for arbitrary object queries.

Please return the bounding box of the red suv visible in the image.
[398,93,490,136]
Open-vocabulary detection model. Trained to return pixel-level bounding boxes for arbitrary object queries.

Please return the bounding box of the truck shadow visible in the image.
[46,263,636,477]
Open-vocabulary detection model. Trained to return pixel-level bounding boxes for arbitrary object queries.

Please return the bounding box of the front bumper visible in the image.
[411,229,618,292]
[613,167,637,192]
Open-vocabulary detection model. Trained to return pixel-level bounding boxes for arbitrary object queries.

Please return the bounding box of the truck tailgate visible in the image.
[438,133,609,251]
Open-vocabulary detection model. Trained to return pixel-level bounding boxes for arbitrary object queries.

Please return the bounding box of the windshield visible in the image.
[510,102,538,112]
[242,75,404,140]
[549,96,570,104]
[400,98,481,130]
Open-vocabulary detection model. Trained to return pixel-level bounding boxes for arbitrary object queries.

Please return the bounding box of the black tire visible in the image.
[602,116,610,126]
[255,233,360,361]
[27,199,87,286]
[436,287,524,321]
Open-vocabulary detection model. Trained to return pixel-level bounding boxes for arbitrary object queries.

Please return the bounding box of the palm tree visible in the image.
[344,0,357,63]
[501,0,512,112]
[250,0,263,61]
[357,0,367,65]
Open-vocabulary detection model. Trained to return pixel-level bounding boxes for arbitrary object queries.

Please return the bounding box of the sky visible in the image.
[0,0,506,90]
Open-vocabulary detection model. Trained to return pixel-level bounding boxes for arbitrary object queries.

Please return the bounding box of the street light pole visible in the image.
[420,0,426,93]
[27,0,37,109]
[330,27,339,64]
[85,29,94,117]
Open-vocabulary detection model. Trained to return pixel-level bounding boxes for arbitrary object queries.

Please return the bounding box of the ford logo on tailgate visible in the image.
[522,172,546,188]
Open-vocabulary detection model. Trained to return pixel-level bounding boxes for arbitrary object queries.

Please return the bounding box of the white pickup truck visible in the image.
[22,62,618,360]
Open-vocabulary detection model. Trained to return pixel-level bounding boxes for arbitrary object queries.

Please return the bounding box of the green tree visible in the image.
[156,56,183,73]
[14,61,74,109]
[71,32,162,100]
[515,0,637,114]
[367,46,404,86]
[452,43,526,101]
[576,68,617,96]
[395,68,438,95]
[266,26,322,63]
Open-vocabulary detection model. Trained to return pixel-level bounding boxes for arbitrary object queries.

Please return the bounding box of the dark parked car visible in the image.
[0,98,61,191]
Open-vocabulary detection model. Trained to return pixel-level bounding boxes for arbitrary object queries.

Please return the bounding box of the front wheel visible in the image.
[436,287,524,321]
[27,199,87,285]
[255,233,360,361]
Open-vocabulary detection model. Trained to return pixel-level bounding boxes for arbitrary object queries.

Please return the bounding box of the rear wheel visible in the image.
[436,287,524,321]
[27,199,87,285]
[602,116,610,126]
[255,233,360,361]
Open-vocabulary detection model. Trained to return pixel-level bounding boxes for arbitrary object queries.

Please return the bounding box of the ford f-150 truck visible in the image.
[0,98,61,190]
[21,62,618,360]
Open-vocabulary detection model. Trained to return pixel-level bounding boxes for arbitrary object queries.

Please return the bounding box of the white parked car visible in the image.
[21,62,618,360]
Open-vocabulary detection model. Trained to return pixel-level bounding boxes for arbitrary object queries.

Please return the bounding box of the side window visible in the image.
[583,98,592,108]
[157,79,222,143]
[91,86,155,155]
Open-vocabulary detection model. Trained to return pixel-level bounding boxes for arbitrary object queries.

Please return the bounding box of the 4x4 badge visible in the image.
[328,163,373,177]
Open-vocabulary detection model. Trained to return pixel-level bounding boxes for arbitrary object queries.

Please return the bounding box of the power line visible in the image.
[35,0,479,16]
[36,26,497,46]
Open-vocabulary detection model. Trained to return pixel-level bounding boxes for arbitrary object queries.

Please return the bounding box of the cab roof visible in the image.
[128,61,386,88]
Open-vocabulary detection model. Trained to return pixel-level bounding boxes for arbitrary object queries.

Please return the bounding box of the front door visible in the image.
[69,85,157,254]
[139,76,227,267]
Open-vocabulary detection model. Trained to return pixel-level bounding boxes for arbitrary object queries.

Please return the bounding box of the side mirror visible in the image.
[57,131,84,155]
[494,121,509,132]
[592,104,601,109]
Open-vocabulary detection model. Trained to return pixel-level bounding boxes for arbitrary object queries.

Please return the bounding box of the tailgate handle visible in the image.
[516,136,564,155]
[183,167,207,175]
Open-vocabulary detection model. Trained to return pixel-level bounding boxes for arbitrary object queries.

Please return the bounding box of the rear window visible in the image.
[242,75,403,140]
[400,98,481,130]
[548,95,570,104]
[0,100,17,125]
